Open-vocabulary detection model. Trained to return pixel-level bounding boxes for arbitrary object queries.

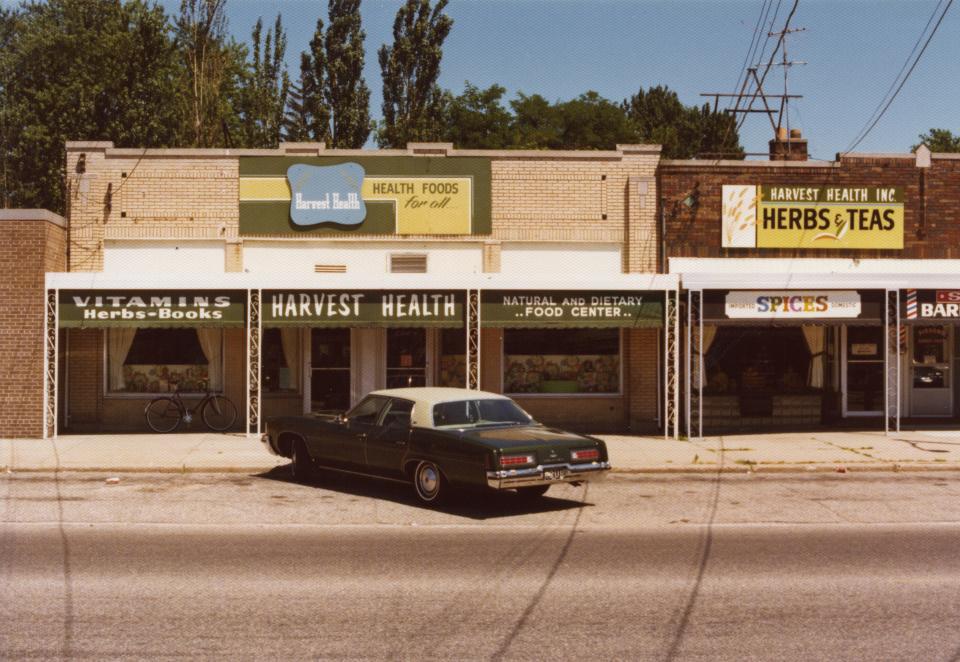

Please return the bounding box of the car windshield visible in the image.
[432,399,533,428]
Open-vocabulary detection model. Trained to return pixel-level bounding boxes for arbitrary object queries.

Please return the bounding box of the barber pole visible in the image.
[905,289,917,319]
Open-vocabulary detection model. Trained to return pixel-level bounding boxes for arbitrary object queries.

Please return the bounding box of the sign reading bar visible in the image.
[904,289,960,319]
[724,290,862,319]
[59,291,246,328]
[481,291,664,328]
[722,185,904,250]
[239,156,491,236]
[263,290,464,327]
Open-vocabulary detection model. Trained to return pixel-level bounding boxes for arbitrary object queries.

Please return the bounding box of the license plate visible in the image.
[543,468,567,481]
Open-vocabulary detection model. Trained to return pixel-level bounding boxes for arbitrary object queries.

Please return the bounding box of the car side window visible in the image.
[347,396,388,425]
[379,399,413,428]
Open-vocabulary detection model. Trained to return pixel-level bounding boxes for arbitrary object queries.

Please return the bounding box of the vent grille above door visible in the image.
[389,254,427,273]
[314,264,347,273]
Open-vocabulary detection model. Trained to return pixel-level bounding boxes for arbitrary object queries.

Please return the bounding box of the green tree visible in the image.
[237,15,290,148]
[624,85,743,159]
[324,0,371,148]
[913,128,960,153]
[282,54,313,142]
[441,82,513,149]
[377,0,453,147]
[555,91,635,150]
[0,0,183,212]
[509,93,564,149]
[298,19,333,144]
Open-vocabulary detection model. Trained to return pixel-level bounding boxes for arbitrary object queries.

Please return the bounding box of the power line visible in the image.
[842,0,952,155]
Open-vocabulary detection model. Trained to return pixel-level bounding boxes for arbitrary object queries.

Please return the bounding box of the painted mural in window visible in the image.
[108,328,222,394]
[438,328,466,388]
[504,329,620,394]
[262,328,300,393]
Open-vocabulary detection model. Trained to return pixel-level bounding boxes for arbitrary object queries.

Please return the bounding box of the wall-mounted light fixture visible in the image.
[75,153,86,174]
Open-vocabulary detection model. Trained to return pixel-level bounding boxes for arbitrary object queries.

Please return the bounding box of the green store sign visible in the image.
[263,290,465,327]
[59,291,247,328]
[481,290,664,328]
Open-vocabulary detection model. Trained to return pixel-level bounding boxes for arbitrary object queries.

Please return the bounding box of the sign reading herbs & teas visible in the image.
[59,291,246,328]
[263,290,464,327]
[481,291,664,328]
[722,185,904,249]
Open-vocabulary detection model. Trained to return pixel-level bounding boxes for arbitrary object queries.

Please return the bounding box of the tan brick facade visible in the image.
[0,212,67,437]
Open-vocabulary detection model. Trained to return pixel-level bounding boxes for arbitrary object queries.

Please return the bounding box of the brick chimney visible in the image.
[769,127,808,161]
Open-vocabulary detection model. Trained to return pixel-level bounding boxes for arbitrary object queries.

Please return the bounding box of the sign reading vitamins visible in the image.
[239,156,490,236]
[59,291,246,328]
[721,185,904,249]
[481,291,663,328]
[725,291,862,319]
[263,290,464,327]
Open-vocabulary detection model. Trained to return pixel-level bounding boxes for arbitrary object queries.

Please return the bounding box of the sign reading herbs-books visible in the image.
[59,291,246,328]
[239,156,491,236]
[263,290,464,327]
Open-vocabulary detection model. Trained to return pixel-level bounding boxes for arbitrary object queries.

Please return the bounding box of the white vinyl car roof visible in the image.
[367,387,510,428]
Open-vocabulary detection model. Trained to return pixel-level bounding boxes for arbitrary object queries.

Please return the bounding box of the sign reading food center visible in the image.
[59,291,246,328]
[263,290,464,327]
[481,290,664,328]
[725,290,862,319]
[722,185,904,249]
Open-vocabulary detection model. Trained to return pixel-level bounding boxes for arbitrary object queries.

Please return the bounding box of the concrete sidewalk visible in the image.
[3,429,960,474]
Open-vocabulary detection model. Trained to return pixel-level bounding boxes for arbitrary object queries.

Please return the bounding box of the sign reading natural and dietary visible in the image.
[904,289,960,319]
[263,290,464,327]
[481,291,664,328]
[724,290,863,319]
[239,156,491,236]
[722,185,904,249]
[59,291,246,328]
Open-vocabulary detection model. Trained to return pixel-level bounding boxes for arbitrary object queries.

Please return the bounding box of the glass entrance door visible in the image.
[910,325,953,417]
[843,326,884,416]
[311,328,351,412]
[386,328,426,388]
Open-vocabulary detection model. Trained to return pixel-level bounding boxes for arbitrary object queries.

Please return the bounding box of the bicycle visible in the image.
[144,383,238,433]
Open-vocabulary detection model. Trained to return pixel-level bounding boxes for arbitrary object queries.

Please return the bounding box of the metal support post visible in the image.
[246,289,262,435]
[466,289,481,390]
[664,288,679,439]
[43,289,58,439]
[690,290,703,440]
[886,289,901,434]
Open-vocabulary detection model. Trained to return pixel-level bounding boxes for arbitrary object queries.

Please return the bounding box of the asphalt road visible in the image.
[3,470,960,661]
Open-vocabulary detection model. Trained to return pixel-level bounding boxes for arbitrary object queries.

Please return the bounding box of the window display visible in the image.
[262,328,300,393]
[108,328,221,394]
[504,329,620,394]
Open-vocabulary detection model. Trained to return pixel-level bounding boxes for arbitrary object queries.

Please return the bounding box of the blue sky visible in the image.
[186,1,958,157]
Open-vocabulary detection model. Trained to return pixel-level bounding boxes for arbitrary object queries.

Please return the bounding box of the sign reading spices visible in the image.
[263,290,464,327]
[722,185,904,249]
[59,291,246,328]
[724,290,863,319]
[481,291,663,328]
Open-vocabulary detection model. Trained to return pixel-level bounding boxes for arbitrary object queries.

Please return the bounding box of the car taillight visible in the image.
[570,448,600,461]
[500,453,535,467]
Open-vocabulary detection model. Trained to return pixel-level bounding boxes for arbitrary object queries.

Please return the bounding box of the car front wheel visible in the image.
[413,460,446,505]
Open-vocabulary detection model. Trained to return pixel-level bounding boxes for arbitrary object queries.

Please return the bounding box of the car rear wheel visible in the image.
[413,460,446,505]
[516,485,550,500]
[290,439,316,483]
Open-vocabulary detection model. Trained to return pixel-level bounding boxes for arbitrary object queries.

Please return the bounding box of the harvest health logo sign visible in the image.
[287,163,366,227]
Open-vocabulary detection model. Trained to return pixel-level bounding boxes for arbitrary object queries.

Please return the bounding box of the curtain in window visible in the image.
[280,328,300,390]
[694,325,718,390]
[108,329,137,391]
[196,329,223,391]
[801,326,825,388]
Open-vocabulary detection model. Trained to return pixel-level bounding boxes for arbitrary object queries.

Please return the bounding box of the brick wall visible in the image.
[660,154,960,260]
[0,211,67,437]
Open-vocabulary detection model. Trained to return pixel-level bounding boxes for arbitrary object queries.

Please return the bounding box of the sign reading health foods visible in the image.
[724,291,862,319]
[481,291,664,328]
[722,185,904,249]
[263,290,464,327]
[239,156,491,236]
[59,291,246,328]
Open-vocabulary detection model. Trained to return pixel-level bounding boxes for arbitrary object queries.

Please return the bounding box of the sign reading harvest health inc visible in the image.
[722,185,904,249]
[481,291,664,328]
[239,156,490,236]
[263,290,464,327]
[59,291,246,328]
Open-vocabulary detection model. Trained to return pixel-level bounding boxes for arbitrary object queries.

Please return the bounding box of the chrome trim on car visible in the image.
[485,461,611,489]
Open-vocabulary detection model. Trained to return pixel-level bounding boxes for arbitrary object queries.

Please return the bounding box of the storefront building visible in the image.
[661,136,960,434]
[25,141,677,438]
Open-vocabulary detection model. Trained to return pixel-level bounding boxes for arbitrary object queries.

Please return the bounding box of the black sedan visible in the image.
[261,387,611,505]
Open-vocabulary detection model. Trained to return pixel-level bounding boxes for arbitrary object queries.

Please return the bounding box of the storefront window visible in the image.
[438,328,466,388]
[108,328,221,394]
[311,328,351,412]
[705,328,811,394]
[387,328,427,388]
[503,329,620,394]
[262,328,300,393]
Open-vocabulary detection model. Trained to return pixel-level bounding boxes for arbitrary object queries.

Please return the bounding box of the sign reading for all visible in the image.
[59,291,246,328]
[722,185,905,250]
[724,290,863,319]
[481,291,664,328]
[263,290,464,327]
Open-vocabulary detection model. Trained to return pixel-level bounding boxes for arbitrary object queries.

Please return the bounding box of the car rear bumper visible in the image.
[486,461,611,489]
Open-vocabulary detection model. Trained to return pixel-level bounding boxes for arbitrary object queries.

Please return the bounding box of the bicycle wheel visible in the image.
[202,395,237,432]
[145,398,182,433]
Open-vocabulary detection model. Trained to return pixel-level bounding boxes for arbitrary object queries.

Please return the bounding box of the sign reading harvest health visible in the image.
[722,185,904,249]
[263,290,464,327]
[239,156,491,236]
